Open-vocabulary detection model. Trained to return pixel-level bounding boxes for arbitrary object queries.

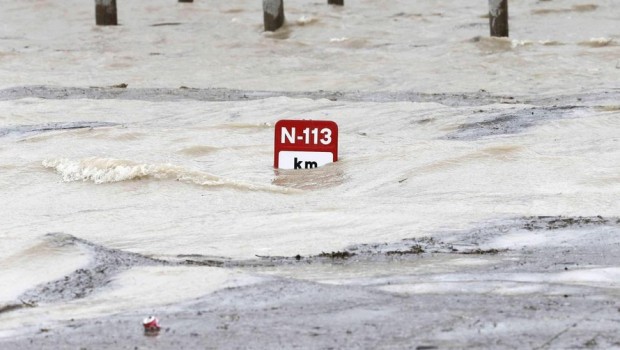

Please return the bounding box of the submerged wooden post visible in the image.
[328,0,344,5]
[263,0,284,32]
[95,0,117,25]
[489,0,508,37]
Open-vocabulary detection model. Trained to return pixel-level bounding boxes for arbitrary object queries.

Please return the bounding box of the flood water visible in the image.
[0,0,619,339]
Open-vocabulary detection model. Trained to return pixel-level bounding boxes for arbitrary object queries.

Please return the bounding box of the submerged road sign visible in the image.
[274,120,338,169]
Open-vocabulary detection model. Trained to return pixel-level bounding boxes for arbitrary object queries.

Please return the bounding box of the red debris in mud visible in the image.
[143,316,161,333]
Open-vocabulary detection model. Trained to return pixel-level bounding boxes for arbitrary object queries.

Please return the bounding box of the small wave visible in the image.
[296,15,319,26]
[211,122,273,130]
[470,36,513,51]
[532,4,597,15]
[221,8,244,14]
[511,40,533,48]
[595,105,620,112]
[272,164,346,190]
[572,4,598,12]
[177,145,220,157]
[150,22,182,27]
[471,36,569,50]
[42,158,297,193]
[332,38,369,49]
[262,23,292,40]
[538,40,564,46]
[579,37,614,48]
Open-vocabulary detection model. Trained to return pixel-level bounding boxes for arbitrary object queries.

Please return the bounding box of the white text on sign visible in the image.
[281,127,333,146]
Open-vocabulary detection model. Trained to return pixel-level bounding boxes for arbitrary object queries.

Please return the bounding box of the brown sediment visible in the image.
[386,245,425,256]
[150,22,182,27]
[182,259,225,267]
[272,166,346,190]
[177,145,219,157]
[317,251,355,259]
[0,300,37,315]
[532,4,597,15]
[522,216,609,231]
[578,38,614,48]
[0,304,24,315]
[221,8,245,14]
[459,248,508,255]
[595,105,620,112]
[572,4,598,12]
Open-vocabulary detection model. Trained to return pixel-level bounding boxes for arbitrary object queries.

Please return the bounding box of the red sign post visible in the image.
[274,120,338,169]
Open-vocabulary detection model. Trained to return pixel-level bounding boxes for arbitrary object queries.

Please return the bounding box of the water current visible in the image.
[0,0,618,339]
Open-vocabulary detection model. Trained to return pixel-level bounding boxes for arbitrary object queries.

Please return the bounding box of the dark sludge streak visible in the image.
[0,122,119,138]
[0,85,618,108]
[150,22,183,27]
[444,105,586,140]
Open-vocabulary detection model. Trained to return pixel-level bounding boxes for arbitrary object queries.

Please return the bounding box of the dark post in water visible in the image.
[95,0,117,26]
[328,0,344,5]
[263,0,285,32]
[489,0,508,37]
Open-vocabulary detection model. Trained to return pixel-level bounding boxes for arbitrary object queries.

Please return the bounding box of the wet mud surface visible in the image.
[18,233,168,304]
[0,122,119,138]
[2,216,620,349]
[1,85,618,108]
[4,278,620,349]
[444,106,587,140]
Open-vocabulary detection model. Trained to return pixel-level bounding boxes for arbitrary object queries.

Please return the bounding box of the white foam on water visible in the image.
[579,37,614,47]
[42,157,296,193]
[296,15,318,26]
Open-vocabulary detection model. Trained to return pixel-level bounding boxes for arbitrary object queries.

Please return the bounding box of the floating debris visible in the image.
[143,316,161,335]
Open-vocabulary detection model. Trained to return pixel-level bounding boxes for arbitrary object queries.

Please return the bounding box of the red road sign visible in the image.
[274,120,338,169]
